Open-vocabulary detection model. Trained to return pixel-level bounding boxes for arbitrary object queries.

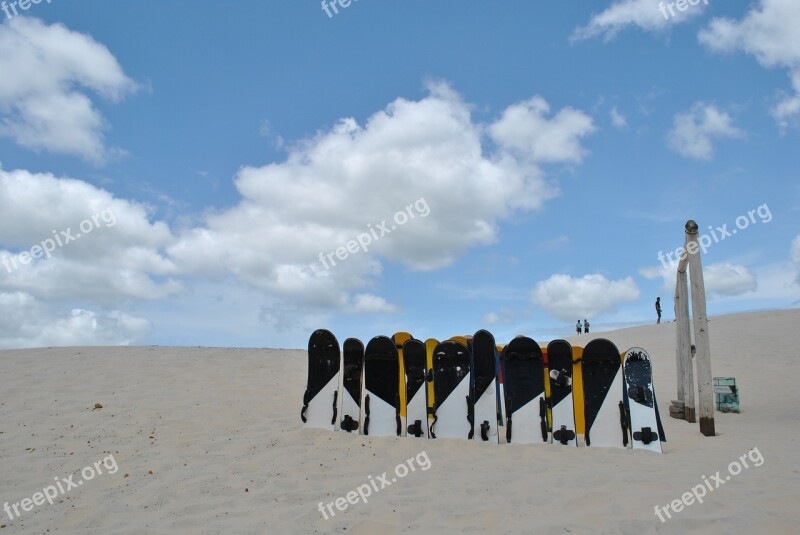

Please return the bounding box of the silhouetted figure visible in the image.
[583,319,590,334]
[576,320,582,335]
[656,297,662,324]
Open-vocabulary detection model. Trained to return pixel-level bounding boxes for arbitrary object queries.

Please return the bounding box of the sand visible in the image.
[1,309,799,534]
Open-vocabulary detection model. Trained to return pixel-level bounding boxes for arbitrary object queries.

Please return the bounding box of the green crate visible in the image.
[713,377,739,413]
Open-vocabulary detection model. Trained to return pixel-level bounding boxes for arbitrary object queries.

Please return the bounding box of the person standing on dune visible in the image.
[655,297,662,324]
[576,320,582,335]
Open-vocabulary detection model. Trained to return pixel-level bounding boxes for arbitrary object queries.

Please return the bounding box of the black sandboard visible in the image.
[471,329,499,441]
[302,329,341,430]
[340,338,364,433]
[403,338,428,438]
[582,338,626,448]
[547,339,577,446]
[501,336,547,444]
[363,336,401,437]
[431,340,471,439]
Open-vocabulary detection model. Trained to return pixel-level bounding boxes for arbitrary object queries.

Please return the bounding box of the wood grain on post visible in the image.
[685,220,715,436]
[674,257,695,422]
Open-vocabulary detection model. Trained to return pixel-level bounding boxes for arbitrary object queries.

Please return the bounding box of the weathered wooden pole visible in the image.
[685,220,715,436]
[674,237,695,422]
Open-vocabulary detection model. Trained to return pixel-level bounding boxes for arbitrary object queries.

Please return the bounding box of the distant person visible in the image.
[656,297,662,324]
[583,319,590,334]
[576,320,582,335]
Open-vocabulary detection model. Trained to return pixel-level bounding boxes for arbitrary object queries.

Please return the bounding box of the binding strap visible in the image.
[300,389,310,423]
[341,414,359,432]
[480,421,490,441]
[395,393,401,436]
[505,398,513,443]
[408,420,424,437]
[539,397,549,442]
[619,401,629,447]
[331,390,338,426]
[635,427,658,444]
[467,395,475,439]
[363,395,370,435]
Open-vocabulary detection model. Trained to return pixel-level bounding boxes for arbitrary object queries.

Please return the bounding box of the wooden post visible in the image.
[674,245,695,422]
[685,220,715,437]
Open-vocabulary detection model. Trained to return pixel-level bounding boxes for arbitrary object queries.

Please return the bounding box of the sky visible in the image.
[0,0,798,349]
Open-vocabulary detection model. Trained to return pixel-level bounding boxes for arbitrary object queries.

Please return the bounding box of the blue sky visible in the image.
[0,0,798,349]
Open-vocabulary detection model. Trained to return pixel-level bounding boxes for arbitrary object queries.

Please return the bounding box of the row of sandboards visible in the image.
[301,329,665,453]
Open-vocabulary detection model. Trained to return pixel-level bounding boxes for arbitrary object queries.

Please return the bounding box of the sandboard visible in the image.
[582,338,627,449]
[430,340,472,440]
[403,338,428,438]
[471,329,499,442]
[302,329,341,431]
[362,336,401,437]
[424,338,439,437]
[547,339,577,446]
[339,338,364,433]
[392,332,413,437]
[623,347,662,453]
[501,336,547,444]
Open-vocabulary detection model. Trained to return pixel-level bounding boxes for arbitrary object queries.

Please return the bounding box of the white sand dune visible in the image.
[1,309,799,534]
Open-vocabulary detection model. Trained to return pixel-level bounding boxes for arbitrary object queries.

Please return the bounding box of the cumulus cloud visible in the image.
[0,17,137,163]
[168,81,597,310]
[667,103,744,160]
[489,96,596,163]
[0,291,150,349]
[641,261,757,297]
[0,169,181,302]
[0,82,599,346]
[572,0,709,41]
[347,294,398,314]
[531,273,640,321]
[704,263,757,296]
[699,0,800,128]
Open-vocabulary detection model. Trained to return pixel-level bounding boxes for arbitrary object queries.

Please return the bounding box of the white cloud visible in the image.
[572,0,708,41]
[489,96,596,163]
[704,263,757,296]
[0,291,150,349]
[168,82,597,309]
[483,312,500,325]
[667,103,744,160]
[642,261,758,297]
[0,82,599,346]
[699,0,800,128]
[531,273,640,321]
[792,235,800,283]
[0,18,137,163]
[640,264,673,290]
[610,106,628,128]
[347,294,398,314]
[0,169,181,302]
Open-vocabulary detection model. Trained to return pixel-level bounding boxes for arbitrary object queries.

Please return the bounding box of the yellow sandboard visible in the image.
[424,338,438,430]
[392,332,413,419]
[572,345,585,436]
